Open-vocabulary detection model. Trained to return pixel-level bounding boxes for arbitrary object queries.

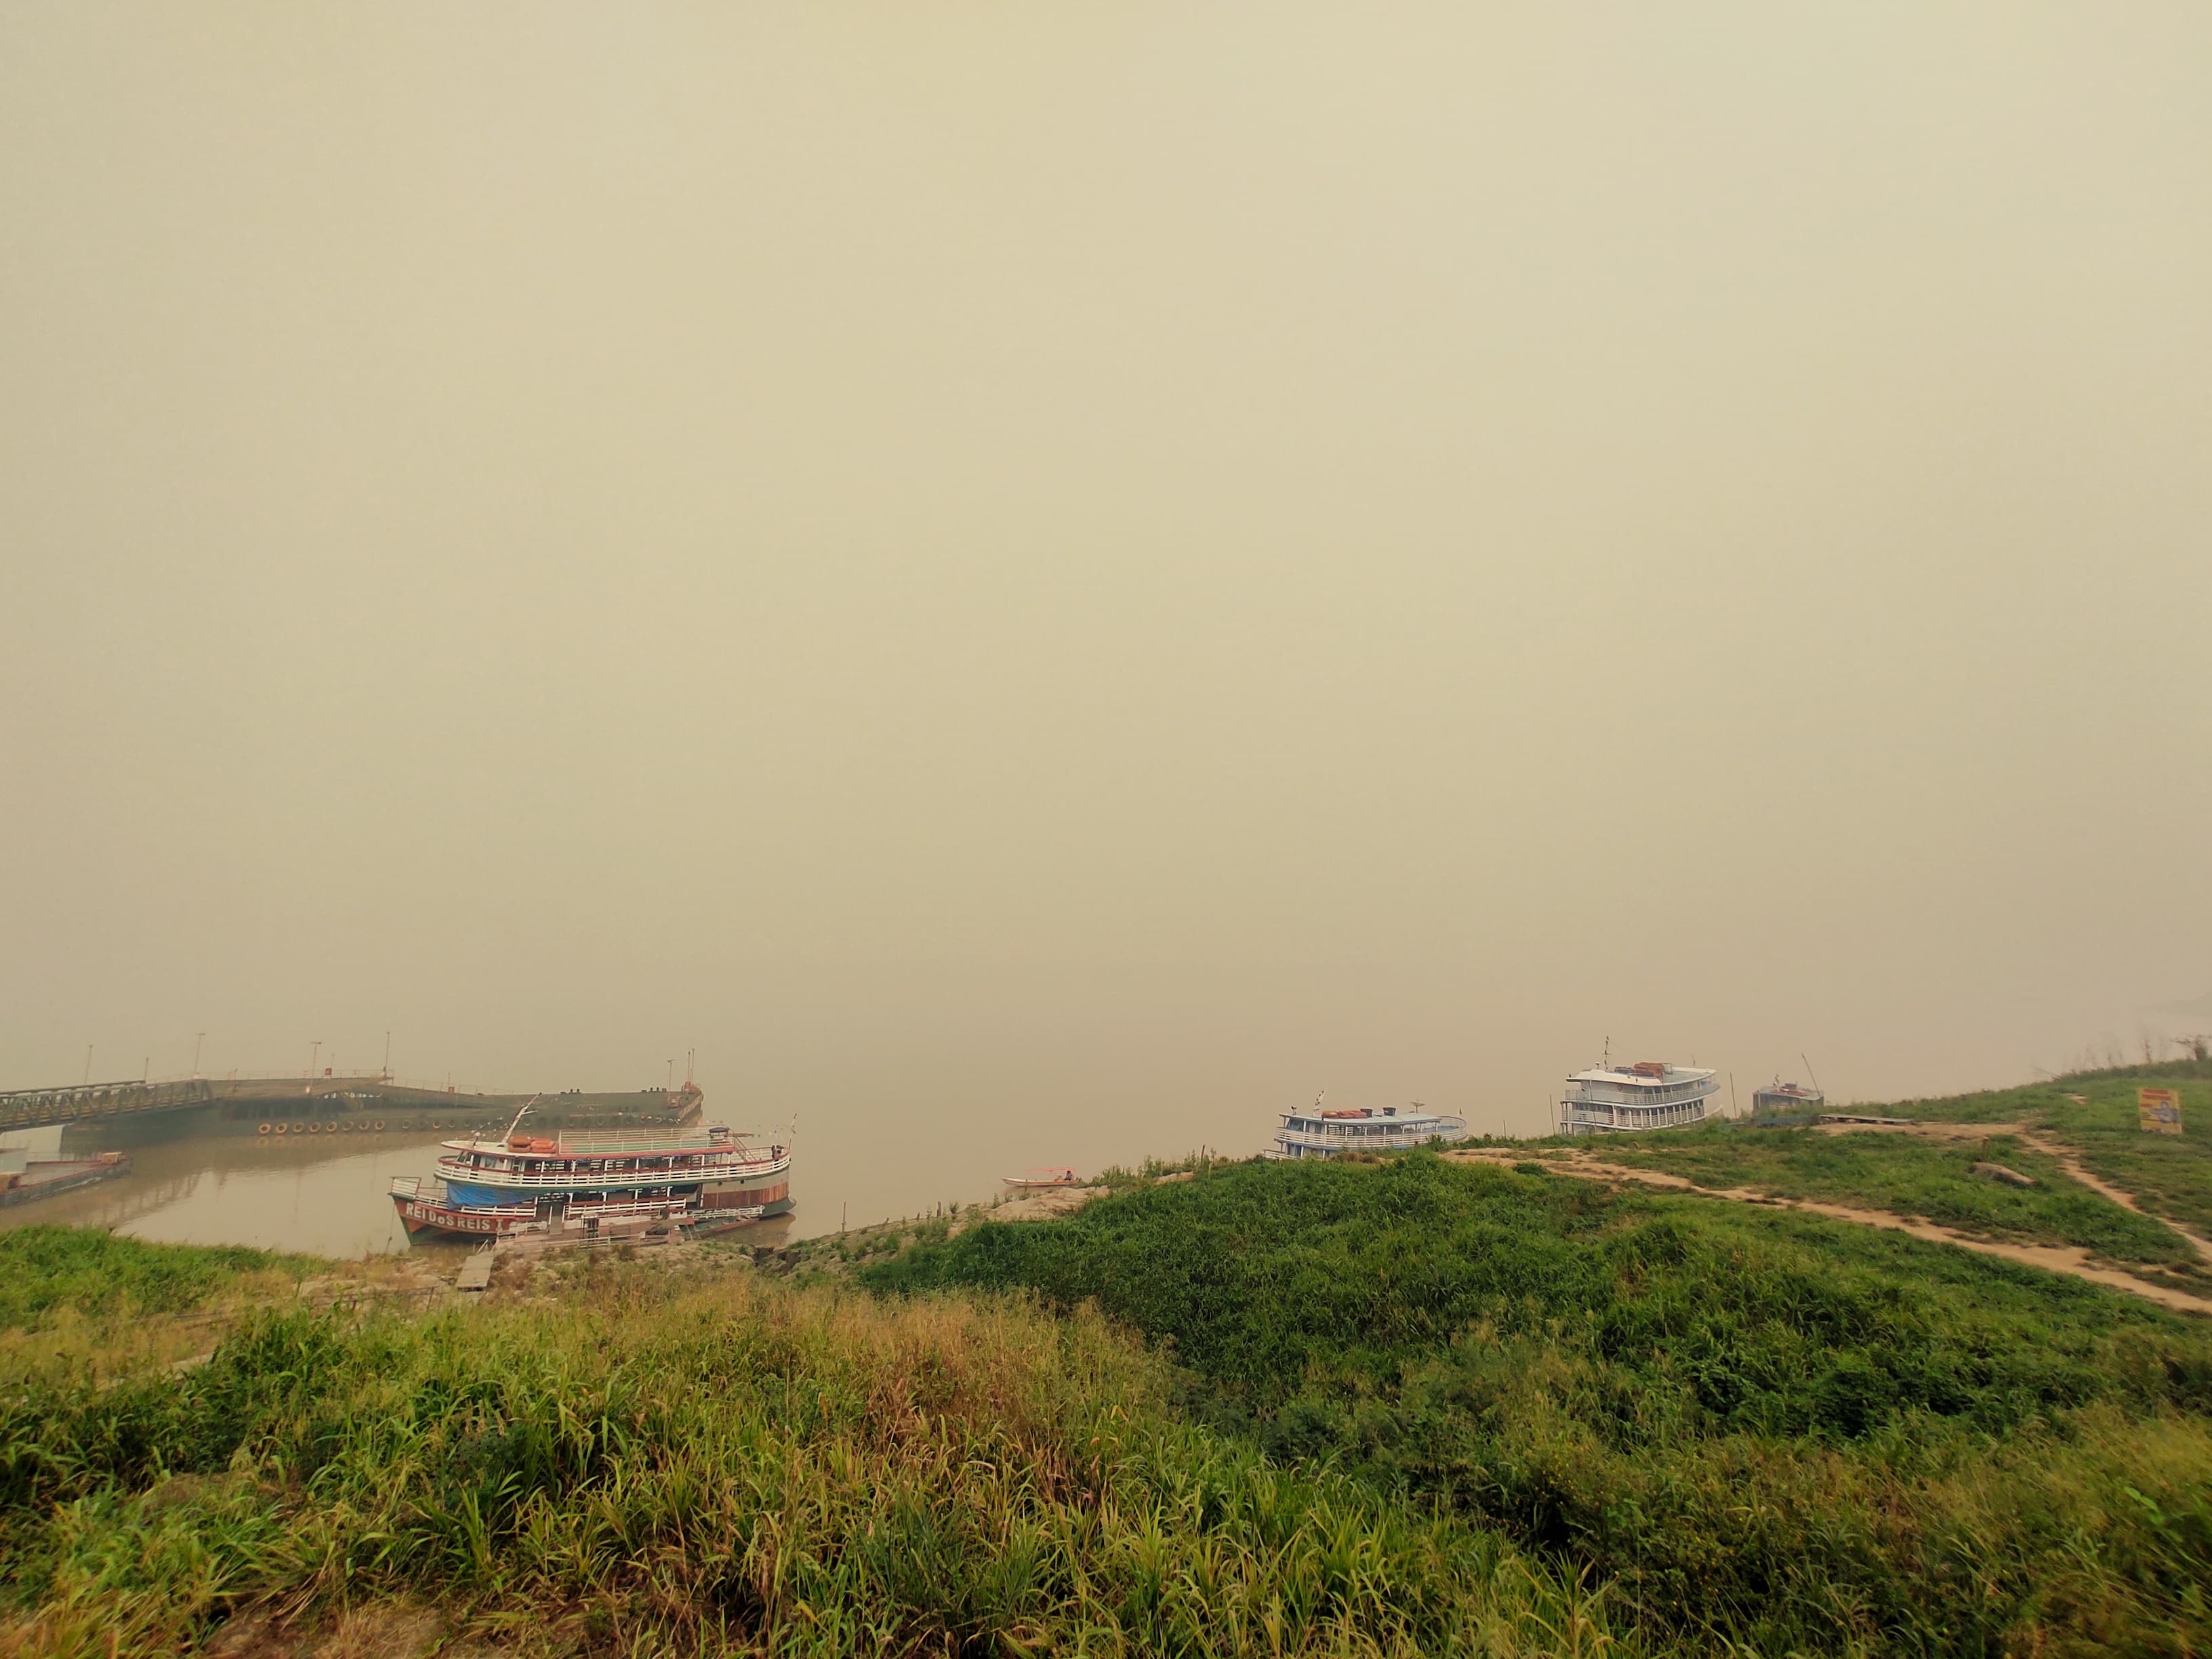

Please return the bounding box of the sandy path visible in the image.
[1801,1118,2212,1266]
[2011,1130,2212,1262]
[1443,1147,2212,1316]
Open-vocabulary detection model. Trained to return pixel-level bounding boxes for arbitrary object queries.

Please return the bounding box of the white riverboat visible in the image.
[1558,1059,1720,1135]
[1265,1099,1469,1160]
[389,1107,791,1239]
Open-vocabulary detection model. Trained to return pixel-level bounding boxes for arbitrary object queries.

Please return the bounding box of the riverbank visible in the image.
[3,1063,2207,1656]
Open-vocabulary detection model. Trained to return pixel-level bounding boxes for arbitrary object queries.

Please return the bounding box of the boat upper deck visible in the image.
[442,1126,757,1162]
[1565,1064,1717,1091]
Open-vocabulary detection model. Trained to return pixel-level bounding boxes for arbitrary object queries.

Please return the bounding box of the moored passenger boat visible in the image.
[1558,1059,1720,1134]
[388,1109,790,1240]
[1265,1099,1469,1160]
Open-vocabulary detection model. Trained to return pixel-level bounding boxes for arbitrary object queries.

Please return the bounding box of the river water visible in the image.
[0,1091,1263,1258]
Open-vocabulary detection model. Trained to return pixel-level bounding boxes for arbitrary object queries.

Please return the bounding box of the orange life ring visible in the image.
[257,1122,271,1135]
[374,1120,386,1132]
[327,1122,337,1133]
[273,1123,287,1135]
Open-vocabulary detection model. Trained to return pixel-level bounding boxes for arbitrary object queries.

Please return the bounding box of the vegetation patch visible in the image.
[872,1152,2212,1655]
[0,1227,306,1332]
[1585,1124,2209,1284]
[0,1261,1612,1659]
[1878,1061,2212,1237]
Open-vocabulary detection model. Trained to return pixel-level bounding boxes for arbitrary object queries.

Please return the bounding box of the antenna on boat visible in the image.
[1801,1053,1823,1099]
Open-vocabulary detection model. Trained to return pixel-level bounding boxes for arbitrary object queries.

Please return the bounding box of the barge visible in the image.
[389,1111,791,1240]
[1752,1079,1824,1115]
[0,1149,130,1206]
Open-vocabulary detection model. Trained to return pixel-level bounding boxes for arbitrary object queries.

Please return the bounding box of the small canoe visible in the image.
[1002,1166,1080,1190]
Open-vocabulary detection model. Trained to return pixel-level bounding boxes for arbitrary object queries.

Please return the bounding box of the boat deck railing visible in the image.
[390,1175,729,1225]
[1273,1121,1468,1152]
[432,1153,792,1191]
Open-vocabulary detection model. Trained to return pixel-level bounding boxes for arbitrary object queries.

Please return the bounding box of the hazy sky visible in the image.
[4,6,2209,1208]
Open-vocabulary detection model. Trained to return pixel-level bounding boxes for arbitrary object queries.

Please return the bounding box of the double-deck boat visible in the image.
[1264,1098,1469,1160]
[1558,1059,1720,1135]
[388,1106,792,1239]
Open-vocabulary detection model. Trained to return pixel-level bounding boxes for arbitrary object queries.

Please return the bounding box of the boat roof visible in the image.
[1282,1106,1460,1125]
[1567,1065,1718,1087]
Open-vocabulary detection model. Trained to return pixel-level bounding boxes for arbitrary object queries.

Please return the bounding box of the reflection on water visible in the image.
[0,1122,459,1257]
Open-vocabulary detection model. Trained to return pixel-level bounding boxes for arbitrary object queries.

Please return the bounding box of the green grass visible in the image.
[0,1227,306,1332]
[0,1259,1616,1658]
[1576,1123,2209,1284]
[1875,1060,2212,1237]
[872,1153,2212,1656]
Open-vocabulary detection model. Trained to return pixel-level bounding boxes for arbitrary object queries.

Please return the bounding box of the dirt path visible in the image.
[1444,1147,2212,1316]
[2012,1130,2212,1262]
[1799,1118,2212,1267]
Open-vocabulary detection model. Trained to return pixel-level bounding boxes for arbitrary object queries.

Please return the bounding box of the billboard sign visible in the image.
[2139,1088,2184,1135]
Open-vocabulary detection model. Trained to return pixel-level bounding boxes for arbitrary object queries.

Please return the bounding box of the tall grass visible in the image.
[1,1263,1627,1658]
[872,1153,2212,1655]
[0,1227,305,1332]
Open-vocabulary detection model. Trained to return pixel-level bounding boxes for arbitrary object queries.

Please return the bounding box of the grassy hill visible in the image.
[0,1230,1614,1658]
[3,1063,2209,1657]
[869,1151,2212,1655]
[1521,1059,2212,1297]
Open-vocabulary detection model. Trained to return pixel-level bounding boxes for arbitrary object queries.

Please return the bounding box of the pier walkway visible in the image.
[0,1079,215,1134]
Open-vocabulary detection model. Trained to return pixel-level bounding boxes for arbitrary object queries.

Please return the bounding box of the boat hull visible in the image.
[391,1187,793,1241]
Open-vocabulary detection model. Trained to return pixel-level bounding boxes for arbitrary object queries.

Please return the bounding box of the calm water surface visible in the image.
[0,1071,1291,1258]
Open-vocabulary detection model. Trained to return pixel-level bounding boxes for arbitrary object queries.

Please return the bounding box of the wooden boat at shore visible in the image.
[390,1105,790,1240]
[1002,1166,1081,1191]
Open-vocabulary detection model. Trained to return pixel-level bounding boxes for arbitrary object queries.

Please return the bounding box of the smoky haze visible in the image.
[3,6,2209,1225]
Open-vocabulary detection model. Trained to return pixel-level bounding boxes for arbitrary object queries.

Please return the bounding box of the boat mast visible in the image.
[499,1094,542,1143]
